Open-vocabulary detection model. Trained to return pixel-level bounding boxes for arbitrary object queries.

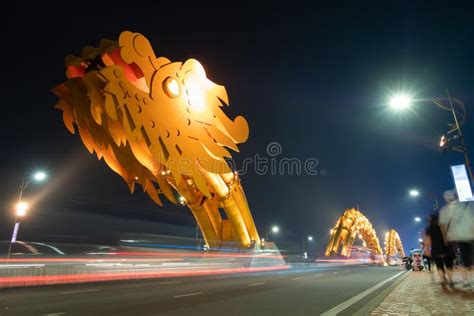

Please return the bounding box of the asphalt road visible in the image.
[0,265,404,316]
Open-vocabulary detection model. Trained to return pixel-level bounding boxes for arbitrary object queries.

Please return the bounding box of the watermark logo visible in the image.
[232,141,327,176]
[168,141,327,177]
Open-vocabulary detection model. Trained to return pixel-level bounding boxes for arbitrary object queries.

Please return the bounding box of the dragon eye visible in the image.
[163,77,180,98]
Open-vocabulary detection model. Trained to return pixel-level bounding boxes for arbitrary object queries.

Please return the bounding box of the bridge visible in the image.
[324,208,405,264]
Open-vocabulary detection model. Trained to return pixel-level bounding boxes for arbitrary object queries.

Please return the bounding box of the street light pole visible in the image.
[445,90,474,184]
[426,192,439,211]
[5,171,47,262]
[6,178,27,262]
[426,91,473,184]
[303,236,314,258]
[6,202,28,262]
[265,225,279,241]
[409,189,439,211]
[389,91,473,184]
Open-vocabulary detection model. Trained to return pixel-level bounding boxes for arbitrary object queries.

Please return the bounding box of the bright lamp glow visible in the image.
[33,171,46,181]
[418,238,423,243]
[389,94,412,110]
[271,226,279,233]
[414,217,421,222]
[16,202,29,217]
[307,236,313,241]
[409,189,420,197]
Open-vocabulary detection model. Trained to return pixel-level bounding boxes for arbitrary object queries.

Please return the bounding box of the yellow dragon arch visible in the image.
[53,31,259,248]
[325,208,383,257]
[384,229,405,260]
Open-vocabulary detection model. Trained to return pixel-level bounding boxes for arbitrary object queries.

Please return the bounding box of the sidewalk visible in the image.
[371,270,474,315]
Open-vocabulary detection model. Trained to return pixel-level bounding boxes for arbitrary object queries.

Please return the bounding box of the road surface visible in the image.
[0,265,404,315]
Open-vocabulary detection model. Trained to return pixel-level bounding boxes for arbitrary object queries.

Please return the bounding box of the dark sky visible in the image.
[1,3,473,252]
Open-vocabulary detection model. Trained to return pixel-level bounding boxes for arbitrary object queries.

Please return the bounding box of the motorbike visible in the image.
[402,256,412,271]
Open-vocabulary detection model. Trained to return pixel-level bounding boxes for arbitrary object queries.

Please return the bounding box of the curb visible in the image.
[351,271,409,316]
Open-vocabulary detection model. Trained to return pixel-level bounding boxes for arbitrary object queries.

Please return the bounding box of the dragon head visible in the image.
[54,31,249,204]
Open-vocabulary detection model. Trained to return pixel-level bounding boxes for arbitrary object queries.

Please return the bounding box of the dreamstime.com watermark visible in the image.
[230,142,327,176]
[167,142,327,177]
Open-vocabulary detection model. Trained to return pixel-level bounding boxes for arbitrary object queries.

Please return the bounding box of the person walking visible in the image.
[420,241,431,271]
[420,239,434,283]
[424,213,454,288]
[439,189,474,289]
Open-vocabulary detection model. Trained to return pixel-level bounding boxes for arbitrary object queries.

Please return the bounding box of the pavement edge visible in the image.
[351,270,409,316]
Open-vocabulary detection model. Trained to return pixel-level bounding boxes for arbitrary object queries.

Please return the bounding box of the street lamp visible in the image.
[409,188,439,211]
[6,170,48,262]
[389,94,412,111]
[18,171,47,201]
[33,171,47,181]
[15,201,29,217]
[414,216,421,223]
[387,91,473,183]
[265,225,280,240]
[302,235,314,259]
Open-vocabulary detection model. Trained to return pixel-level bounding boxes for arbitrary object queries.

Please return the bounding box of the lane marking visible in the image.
[160,281,182,285]
[173,292,203,298]
[248,282,266,286]
[332,271,339,274]
[61,289,100,295]
[0,264,45,268]
[321,271,406,316]
[291,277,303,280]
[315,274,322,277]
[43,313,66,316]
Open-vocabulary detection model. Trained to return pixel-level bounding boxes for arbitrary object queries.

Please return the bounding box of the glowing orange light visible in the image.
[15,202,29,217]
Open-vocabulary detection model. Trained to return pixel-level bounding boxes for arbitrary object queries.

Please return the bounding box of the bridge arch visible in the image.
[325,208,382,257]
[384,229,405,259]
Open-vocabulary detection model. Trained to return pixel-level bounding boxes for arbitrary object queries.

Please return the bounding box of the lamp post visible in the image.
[265,225,279,240]
[5,171,47,262]
[302,235,314,259]
[409,189,439,211]
[388,91,473,184]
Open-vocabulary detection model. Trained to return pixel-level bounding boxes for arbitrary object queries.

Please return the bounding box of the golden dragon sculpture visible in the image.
[53,31,260,248]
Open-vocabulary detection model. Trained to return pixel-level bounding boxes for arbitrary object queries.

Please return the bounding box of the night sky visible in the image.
[1,3,473,253]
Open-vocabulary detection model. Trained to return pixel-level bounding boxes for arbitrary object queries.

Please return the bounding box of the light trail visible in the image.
[0,265,289,288]
[113,251,285,260]
[2,258,184,263]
